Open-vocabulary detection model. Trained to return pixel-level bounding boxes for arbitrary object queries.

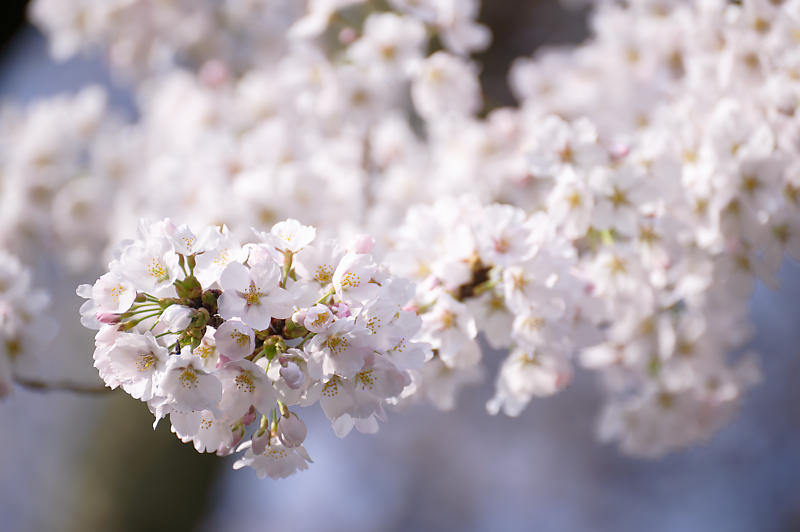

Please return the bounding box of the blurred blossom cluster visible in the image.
[0,251,53,396]
[2,0,800,477]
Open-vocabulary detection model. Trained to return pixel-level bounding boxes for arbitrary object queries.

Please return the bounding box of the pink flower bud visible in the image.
[251,430,269,455]
[351,234,375,254]
[96,312,121,325]
[280,361,304,390]
[333,302,351,318]
[163,219,178,234]
[610,142,630,159]
[277,413,307,447]
[200,59,229,88]
[231,424,246,447]
[339,27,357,44]
[217,424,245,456]
[240,405,257,426]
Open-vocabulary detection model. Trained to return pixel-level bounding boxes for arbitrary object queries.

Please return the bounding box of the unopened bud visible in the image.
[333,302,351,318]
[339,27,357,44]
[240,405,257,426]
[351,234,375,254]
[262,335,287,360]
[174,276,202,300]
[201,289,220,313]
[280,361,304,390]
[200,59,229,88]
[277,412,307,447]
[231,424,246,447]
[161,305,195,331]
[96,312,120,325]
[251,429,269,455]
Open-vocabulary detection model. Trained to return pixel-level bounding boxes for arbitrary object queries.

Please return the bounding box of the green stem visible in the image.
[296,332,314,349]
[281,252,293,289]
[414,298,438,315]
[13,376,111,395]
[600,228,615,246]
[257,414,269,436]
[472,278,500,297]
[277,400,288,416]
[130,311,162,326]
[126,304,161,316]
[315,287,335,305]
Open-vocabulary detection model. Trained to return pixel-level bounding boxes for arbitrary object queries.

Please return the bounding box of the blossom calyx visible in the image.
[174,275,203,300]
[201,289,221,315]
[261,335,287,361]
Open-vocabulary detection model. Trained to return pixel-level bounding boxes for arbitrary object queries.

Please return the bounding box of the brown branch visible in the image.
[13,376,113,395]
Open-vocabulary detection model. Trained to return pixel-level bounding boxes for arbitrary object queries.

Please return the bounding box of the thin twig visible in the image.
[13,376,113,395]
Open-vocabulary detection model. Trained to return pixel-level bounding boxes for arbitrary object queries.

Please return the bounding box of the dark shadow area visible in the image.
[0,0,29,56]
[477,0,590,109]
[69,394,224,532]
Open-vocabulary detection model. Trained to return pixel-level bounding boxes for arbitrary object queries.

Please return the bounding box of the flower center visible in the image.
[147,259,169,281]
[110,284,126,303]
[179,368,199,389]
[312,311,330,328]
[315,264,333,283]
[235,371,256,393]
[340,271,361,288]
[326,335,348,355]
[357,370,376,391]
[243,281,263,305]
[232,330,250,347]
[137,352,156,372]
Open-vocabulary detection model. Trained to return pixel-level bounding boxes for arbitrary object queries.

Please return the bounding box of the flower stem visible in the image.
[13,376,112,395]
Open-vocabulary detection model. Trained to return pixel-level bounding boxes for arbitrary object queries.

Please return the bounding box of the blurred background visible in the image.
[1,2,800,531]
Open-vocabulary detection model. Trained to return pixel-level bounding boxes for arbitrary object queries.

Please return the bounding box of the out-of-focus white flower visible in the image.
[412,52,482,120]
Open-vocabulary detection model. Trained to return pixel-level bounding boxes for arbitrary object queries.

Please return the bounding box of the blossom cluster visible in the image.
[78,218,429,478]
[0,87,124,271]
[19,0,492,249]
[498,0,800,456]
[518,114,767,457]
[2,0,797,465]
[0,252,52,397]
[384,196,588,415]
[364,0,800,456]
[2,0,493,415]
[31,0,487,76]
